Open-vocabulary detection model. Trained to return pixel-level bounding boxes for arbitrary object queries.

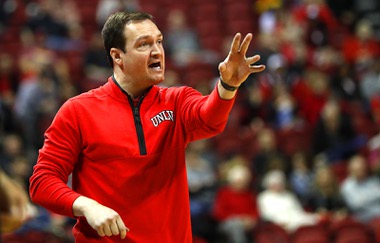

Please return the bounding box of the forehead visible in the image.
[124,20,161,42]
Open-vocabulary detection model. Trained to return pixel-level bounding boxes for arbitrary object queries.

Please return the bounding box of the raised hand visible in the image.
[218,33,265,88]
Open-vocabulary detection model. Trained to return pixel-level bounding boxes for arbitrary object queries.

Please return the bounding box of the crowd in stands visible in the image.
[1,0,380,242]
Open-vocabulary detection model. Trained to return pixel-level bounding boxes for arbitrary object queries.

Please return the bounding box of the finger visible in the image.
[239,33,253,55]
[97,226,105,237]
[249,65,266,73]
[110,220,120,236]
[246,55,261,65]
[116,218,129,239]
[103,224,113,237]
[230,33,241,54]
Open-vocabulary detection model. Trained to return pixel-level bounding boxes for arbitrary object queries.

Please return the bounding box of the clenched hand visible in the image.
[73,196,129,239]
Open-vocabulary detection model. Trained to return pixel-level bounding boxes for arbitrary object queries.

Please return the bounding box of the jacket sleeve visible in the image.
[29,100,82,218]
[178,83,236,142]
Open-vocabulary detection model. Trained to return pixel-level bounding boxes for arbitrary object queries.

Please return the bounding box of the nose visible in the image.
[151,43,163,57]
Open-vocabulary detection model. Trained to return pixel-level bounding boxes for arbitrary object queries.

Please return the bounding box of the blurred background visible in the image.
[0,0,380,242]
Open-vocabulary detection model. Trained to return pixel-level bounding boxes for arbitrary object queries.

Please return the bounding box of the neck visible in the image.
[113,72,150,99]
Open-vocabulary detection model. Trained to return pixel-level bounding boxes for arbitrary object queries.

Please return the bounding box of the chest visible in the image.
[77,98,181,160]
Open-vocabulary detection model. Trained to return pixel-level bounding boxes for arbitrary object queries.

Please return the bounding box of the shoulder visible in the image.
[63,86,109,108]
[340,178,354,191]
[72,85,108,101]
[155,85,203,101]
[157,85,200,96]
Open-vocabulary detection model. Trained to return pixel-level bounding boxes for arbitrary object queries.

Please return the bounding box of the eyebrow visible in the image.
[136,33,163,42]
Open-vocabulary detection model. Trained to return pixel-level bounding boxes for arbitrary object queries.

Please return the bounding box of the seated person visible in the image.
[213,165,258,243]
[308,165,347,222]
[258,170,319,232]
[340,155,380,223]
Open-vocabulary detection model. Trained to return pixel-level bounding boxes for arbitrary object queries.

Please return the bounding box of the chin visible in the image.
[150,75,165,85]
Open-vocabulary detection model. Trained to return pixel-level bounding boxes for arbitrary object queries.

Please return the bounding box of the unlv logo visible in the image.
[150,110,174,127]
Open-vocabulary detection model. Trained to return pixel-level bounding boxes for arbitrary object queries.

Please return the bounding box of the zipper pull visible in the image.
[134,107,140,122]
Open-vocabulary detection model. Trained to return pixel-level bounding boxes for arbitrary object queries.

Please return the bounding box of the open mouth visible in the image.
[148,61,162,70]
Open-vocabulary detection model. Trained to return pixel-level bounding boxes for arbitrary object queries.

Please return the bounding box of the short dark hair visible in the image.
[101,11,153,67]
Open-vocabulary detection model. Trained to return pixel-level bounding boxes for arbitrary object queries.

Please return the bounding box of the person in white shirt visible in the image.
[258,170,319,232]
[341,155,380,223]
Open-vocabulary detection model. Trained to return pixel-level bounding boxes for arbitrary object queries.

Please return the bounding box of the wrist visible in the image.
[217,81,237,100]
[72,196,98,217]
[219,79,239,91]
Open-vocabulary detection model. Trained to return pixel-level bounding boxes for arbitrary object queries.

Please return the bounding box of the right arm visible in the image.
[29,100,127,239]
[29,100,82,217]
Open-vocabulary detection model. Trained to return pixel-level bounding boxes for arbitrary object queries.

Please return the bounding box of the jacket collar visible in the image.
[103,76,159,109]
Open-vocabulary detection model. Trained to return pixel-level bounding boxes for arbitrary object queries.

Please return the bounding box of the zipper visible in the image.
[128,96,147,155]
[111,75,147,155]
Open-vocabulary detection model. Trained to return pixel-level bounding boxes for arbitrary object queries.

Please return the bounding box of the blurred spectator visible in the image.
[164,9,200,67]
[96,0,140,27]
[370,95,380,127]
[289,152,313,206]
[341,154,380,223]
[0,133,24,175]
[292,0,340,48]
[360,58,380,106]
[258,170,319,232]
[342,19,380,69]
[308,165,347,222]
[367,132,380,176]
[0,169,36,234]
[325,0,354,26]
[213,165,258,243]
[250,128,288,190]
[0,53,20,133]
[330,62,360,102]
[14,65,61,151]
[351,0,380,40]
[186,145,217,240]
[292,68,330,126]
[82,32,112,91]
[164,9,217,67]
[0,0,14,35]
[272,82,297,130]
[26,0,82,51]
[312,98,363,162]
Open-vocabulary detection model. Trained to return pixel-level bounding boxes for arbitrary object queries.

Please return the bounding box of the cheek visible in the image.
[124,55,146,70]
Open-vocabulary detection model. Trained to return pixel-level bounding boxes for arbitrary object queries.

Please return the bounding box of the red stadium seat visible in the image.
[223,2,253,21]
[330,218,375,243]
[199,35,224,55]
[254,222,290,243]
[291,225,329,243]
[368,217,380,243]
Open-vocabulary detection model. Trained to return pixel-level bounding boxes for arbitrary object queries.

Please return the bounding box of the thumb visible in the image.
[218,62,226,73]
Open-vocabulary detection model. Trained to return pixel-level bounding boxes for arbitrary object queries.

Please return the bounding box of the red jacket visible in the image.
[213,186,259,222]
[29,77,236,242]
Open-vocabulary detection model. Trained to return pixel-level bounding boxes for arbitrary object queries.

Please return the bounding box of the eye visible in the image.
[140,42,149,47]
[157,39,163,45]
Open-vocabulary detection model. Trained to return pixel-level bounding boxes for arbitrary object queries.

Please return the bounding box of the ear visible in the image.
[110,48,123,66]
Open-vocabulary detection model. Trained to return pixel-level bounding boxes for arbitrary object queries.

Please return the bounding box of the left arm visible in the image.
[179,33,265,141]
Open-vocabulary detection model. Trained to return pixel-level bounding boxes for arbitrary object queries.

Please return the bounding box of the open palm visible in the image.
[219,33,265,87]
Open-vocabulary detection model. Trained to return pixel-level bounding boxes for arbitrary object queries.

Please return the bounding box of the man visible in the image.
[340,154,380,223]
[29,11,265,242]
